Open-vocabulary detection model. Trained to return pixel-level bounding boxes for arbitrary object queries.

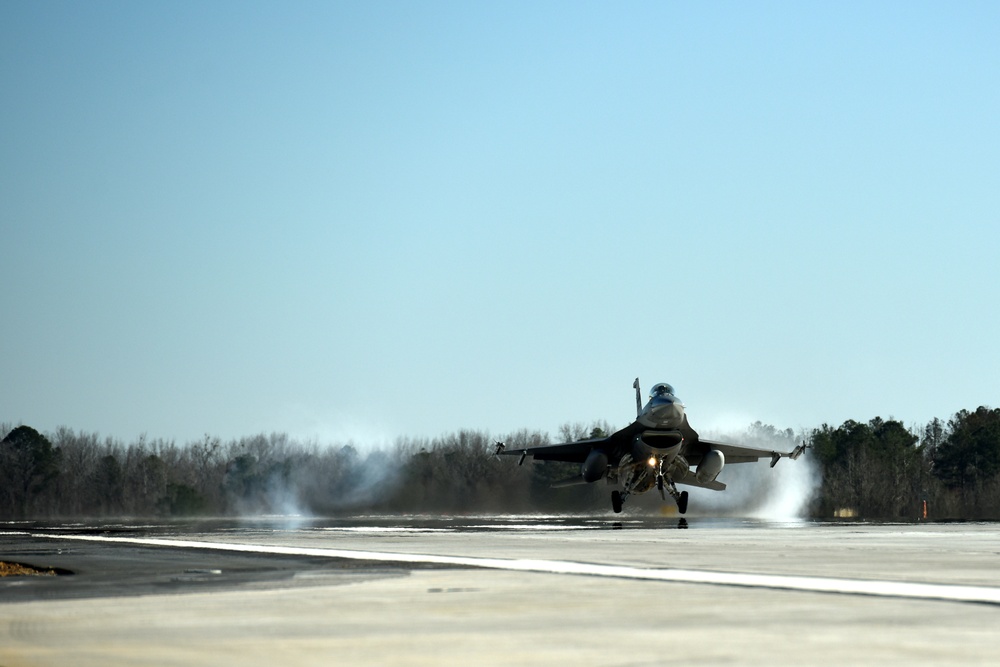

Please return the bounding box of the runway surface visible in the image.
[3,516,1000,665]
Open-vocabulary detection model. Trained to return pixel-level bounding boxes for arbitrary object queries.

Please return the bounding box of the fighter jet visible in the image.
[496,379,806,514]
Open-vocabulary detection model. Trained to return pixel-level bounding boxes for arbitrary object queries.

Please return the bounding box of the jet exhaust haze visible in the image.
[222,433,402,521]
[685,424,820,520]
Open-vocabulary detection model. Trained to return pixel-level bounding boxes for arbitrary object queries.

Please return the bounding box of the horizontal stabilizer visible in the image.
[674,469,727,491]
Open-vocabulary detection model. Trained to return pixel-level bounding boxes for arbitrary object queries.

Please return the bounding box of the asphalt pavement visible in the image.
[2,517,999,666]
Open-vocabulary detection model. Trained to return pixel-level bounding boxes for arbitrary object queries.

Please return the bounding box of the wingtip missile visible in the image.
[771,442,808,467]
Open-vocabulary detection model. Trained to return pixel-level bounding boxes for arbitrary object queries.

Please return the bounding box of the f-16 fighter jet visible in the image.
[497,379,806,513]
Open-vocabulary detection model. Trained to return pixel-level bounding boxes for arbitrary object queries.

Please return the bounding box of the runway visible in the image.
[3,516,1000,665]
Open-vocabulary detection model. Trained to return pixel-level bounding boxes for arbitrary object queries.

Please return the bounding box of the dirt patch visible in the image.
[0,561,60,577]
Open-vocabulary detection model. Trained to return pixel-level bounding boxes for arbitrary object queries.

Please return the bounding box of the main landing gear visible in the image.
[677,490,689,514]
[657,473,689,515]
[654,460,687,514]
[611,490,625,514]
[611,457,689,515]
[610,487,688,514]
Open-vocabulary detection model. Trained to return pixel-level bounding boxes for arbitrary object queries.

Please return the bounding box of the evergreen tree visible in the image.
[0,425,61,517]
[934,407,1000,491]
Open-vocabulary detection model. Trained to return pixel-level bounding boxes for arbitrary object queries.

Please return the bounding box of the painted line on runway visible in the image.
[29,532,1000,606]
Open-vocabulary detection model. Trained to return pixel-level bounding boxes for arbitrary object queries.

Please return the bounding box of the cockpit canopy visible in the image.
[649,382,675,398]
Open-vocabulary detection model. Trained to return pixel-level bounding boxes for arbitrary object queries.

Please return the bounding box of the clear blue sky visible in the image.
[3,1,998,445]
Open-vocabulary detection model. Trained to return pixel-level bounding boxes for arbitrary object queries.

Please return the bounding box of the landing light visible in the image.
[647,456,657,467]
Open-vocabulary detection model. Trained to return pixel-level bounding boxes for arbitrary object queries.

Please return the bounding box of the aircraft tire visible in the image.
[677,490,689,515]
[611,491,623,514]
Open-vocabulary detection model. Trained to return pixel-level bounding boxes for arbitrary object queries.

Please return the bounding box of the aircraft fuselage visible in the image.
[630,387,687,467]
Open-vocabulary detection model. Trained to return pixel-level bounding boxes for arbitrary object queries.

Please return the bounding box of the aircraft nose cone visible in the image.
[653,400,669,411]
[649,396,684,424]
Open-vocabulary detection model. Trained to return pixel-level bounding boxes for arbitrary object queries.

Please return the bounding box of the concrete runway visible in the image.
[2,516,1000,665]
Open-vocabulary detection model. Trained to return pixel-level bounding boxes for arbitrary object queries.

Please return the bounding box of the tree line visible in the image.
[812,407,1000,519]
[2,406,999,520]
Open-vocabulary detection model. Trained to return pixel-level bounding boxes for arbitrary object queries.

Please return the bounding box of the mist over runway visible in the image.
[3,517,1000,665]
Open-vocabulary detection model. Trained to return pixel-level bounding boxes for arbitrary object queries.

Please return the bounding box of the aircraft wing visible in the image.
[697,439,807,467]
[497,437,611,464]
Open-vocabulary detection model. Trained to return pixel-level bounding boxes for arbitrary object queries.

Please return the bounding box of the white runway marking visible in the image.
[29,532,1000,606]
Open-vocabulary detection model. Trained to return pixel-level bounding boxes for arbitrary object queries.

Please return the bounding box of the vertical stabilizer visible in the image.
[633,378,642,418]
